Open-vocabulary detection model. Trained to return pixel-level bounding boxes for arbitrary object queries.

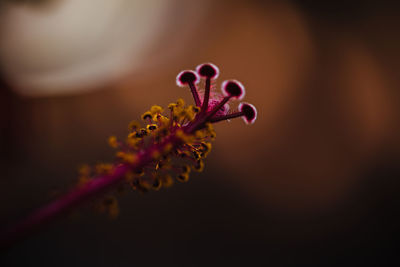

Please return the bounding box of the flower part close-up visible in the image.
[0,62,257,248]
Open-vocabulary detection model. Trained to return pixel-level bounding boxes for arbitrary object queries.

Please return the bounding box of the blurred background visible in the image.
[0,0,399,266]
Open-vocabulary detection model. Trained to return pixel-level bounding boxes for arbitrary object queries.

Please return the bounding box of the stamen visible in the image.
[176,70,201,106]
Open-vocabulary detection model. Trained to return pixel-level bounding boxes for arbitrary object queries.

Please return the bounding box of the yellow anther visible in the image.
[178,150,191,158]
[175,129,186,139]
[177,173,189,182]
[128,132,136,139]
[141,111,152,121]
[77,164,91,187]
[125,153,138,164]
[133,128,148,138]
[176,98,185,107]
[194,130,206,139]
[202,142,212,151]
[168,103,177,110]
[183,107,195,121]
[182,165,191,174]
[126,136,140,148]
[209,131,216,140]
[147,124,158,131]
[200,142,212,157]
[179,109,188,118]
[128,120,141,131]
[133,168,145,176]
[155,161,162,170]
[154,114,170,125]
[205,122,214,132]
[95,163,113,175]
[191,105,201,113]
[193,160,204,172]
[150,105,163,115]
[108,136,118,148]
[173,106,184,119]
[78,164,91,177]
[152,178,162,191]
[161,117,170,125]
[175,129,195,143]
[192,151,201,160]
[116,152,138,164]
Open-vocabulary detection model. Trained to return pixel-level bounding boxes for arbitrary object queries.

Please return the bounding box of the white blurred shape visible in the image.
[0,0,172,96]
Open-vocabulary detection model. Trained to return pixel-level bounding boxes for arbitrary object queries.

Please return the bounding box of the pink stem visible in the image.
[200,78,211,113]
[0,134,182,249]
[1,164,129,248]
[210,111,243,123]
[186,97,231,132]
[188,82,201,107]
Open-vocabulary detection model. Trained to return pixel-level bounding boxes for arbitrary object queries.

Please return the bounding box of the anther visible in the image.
[193,160,204,172]
[128,121,141,132]
[182,165,191,174]
[147,124,158,131]
[141,112,152,121]
[108,136,118,148]
[140,128,148,136]
[152,179,162,190]
[134,168,145,176]
[192,151,200,160]
[191,106,200,113]
[150,105,163,115]
[177,173,189,182]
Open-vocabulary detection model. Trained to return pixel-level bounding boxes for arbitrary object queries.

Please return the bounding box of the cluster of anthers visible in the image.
[0,63,258,246]
[78,63,257,216]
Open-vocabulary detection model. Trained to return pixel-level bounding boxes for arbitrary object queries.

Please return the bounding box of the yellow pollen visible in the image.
[150,105,164,115]
[176,98,185,107]
[108,136,118,148]
[141,111,152,121]
[128,120,141,131]
[177,173,189,182]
